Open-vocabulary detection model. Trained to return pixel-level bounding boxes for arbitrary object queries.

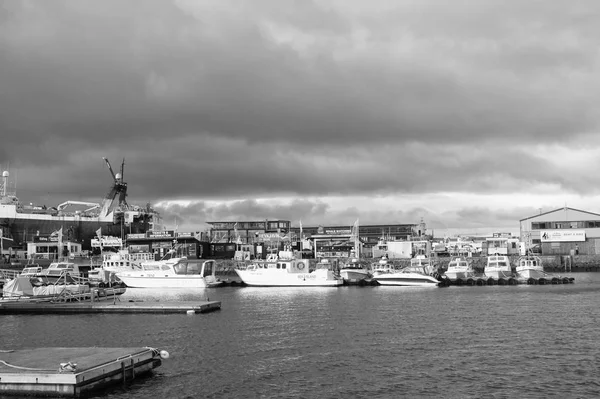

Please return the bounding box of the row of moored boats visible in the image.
[0,250,572,300]
[233,251,573,287]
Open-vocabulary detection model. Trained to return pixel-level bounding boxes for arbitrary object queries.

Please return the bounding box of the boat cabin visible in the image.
[20,266,42,276]
[487,255,510,268]
[138,258,215,277]
[371,256,395,275]
[517,255,541,269]
[102,251,154,270]
[244,253,309,273]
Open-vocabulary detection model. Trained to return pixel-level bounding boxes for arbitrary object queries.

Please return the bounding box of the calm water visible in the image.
[3,273,600,398]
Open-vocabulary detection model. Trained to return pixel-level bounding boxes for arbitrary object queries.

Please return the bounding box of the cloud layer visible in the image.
[2,0,599,236]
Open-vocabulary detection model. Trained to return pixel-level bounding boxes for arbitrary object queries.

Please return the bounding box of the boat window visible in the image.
[187,263,200,274]
[174,262,188,275]
[281,263,286,269]
[203,261,214,277]
[161,265,171,271]
[277,263,281,269]
[143,265,161,271]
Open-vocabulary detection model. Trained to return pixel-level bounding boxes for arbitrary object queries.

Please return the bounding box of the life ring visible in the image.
[297,262,305,270]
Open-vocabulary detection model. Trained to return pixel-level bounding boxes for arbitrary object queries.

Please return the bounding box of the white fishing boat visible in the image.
[88,250,155,282]
[234,251,343,287]
[444,256,474,280]
[484,255,513,279]
[116,256,222,288]
[374,255,440,287]
[515,254,544,279]
[339,257,370,284]
[371,255,395,277]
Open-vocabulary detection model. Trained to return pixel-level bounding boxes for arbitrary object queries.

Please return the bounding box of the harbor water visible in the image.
[3,273,600,398]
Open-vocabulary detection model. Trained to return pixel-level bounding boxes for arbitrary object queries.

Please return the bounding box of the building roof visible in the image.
[519,206,600,222]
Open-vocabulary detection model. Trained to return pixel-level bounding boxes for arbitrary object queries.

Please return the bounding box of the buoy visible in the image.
[159,350,170,359]
[186,310,195,316]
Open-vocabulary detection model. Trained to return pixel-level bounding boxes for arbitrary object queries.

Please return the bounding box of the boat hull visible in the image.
[339,268,370,283]
[515,268,545,279]
[375,272,440,287]
[444,271,469,280]
[116,275,221,288]
[484,268,513,279]
[235,270,343,287]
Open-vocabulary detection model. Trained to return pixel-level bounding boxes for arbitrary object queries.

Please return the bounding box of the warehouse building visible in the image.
[519,207,600,255]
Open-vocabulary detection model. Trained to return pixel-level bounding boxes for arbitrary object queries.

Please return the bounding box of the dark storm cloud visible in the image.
[1,0,599,232]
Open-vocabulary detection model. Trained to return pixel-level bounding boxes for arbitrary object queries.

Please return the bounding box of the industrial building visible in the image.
[519,207,600,255]
[206,219,426,259]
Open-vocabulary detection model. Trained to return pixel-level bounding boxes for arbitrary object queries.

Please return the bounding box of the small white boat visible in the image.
[374,255,440,287]
[515,255,544,279]
[484,255,512,279]
[100,250,155,274]
[444,256,474,280]
[36,261,91,283]
[88,250,155,284]
[371,256,395,277]
[116,257,222,288]
[234,251,343,287]
[339,258,370,283]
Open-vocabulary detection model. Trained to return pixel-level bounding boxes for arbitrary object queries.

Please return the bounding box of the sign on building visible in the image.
[540,230,585,242]
[91,236,124,248]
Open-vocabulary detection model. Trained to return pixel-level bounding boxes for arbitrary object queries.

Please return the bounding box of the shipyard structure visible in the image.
[0,158,161,256]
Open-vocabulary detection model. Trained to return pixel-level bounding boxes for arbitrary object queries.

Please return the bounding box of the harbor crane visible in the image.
[99,157,129,218]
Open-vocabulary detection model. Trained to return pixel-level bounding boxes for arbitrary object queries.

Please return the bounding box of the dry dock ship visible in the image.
[0,158,160,250]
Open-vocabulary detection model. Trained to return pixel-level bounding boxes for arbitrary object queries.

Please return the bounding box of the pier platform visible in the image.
[0,299,221,314]
[0,347,166,397]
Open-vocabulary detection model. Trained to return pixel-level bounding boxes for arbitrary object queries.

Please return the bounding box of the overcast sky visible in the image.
[2,0,600,237]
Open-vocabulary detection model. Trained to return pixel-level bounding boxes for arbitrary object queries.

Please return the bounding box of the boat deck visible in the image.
[0,347,163,397]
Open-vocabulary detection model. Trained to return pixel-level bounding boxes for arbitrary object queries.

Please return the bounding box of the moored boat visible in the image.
[234,251,343,287]
[373,255,441,287]
[371,255,395,277]
[444,256,474,280]
[339,257,370,284]
[116,256,222,288]
[484,255,513,279]
[515,254,544,279]
[88,249,155,284]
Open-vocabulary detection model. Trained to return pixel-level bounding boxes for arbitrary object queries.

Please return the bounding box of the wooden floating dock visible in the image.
[0,299,221,314]
[0,347,165,397]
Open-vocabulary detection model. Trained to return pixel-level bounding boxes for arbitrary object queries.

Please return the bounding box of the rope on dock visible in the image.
[0,359,57,371]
